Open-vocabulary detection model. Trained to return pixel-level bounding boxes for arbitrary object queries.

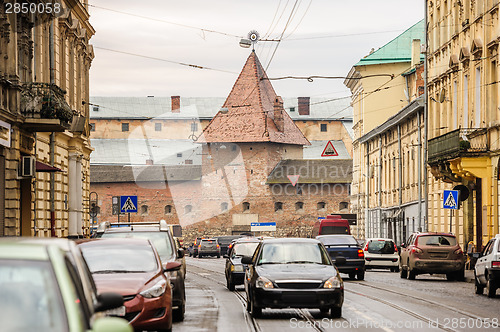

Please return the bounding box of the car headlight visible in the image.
[231,264,244,272]
[324,276,342,289]
[256,276,274,289]
[140,280,167,298]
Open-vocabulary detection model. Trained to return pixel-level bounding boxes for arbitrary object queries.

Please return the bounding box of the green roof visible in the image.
[355,20,425,66]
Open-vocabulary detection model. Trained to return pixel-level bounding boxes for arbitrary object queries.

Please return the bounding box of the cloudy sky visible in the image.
[88,1,425,98]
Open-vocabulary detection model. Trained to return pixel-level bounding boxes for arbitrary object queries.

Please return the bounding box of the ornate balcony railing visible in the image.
[428,128,488,164]
[20,83,74,131]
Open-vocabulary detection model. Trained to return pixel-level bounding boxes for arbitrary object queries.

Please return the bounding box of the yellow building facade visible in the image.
[426,0,500,250]
[0,0,94,237]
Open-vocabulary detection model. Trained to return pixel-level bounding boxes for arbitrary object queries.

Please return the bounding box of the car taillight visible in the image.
[411,247,423,254]
[364,243,369,251]
[394,243,398,252]
[198,245,201,249]
[358,249,364,258]
[454,248,463,255]
[217,244,220,248]
[492,261,500,268]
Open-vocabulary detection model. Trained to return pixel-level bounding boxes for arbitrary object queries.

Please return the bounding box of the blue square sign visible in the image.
[120,195,138,213]
[443,190,459,210]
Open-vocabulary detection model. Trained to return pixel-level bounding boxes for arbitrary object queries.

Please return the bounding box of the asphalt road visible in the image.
[173,257,499,332]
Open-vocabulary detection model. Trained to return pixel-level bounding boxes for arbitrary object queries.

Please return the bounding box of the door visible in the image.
[20,178,32,236]
[476,240,493,283]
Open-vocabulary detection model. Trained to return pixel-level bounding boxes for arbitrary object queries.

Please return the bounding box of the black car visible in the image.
[317,234,366,280]
[95,220,186,321]
[242,238,344,318]
[216,235,246,257]
[225,238,260,291]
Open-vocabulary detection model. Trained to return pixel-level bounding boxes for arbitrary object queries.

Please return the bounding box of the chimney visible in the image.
[298,97,310,115]
[411,39,421,67]
[146,159,154,165]
[273,96,284,132]
[171,96,180,113]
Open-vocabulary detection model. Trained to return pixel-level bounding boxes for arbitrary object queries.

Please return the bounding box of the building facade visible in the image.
[426,0,500,250]
[344,21,425,240]
[0,0,94,237]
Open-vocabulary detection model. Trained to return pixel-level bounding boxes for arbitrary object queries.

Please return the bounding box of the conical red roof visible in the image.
[199,51,310,145]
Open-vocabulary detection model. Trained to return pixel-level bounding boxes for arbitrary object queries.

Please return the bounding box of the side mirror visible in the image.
[334,257,346,266]
[92,316,133,332]
[95,292,124,313]
[177,248,185,258]
[241,256,253,265]
[164,261,182,272]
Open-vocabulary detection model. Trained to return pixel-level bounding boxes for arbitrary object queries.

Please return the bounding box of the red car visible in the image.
[78,238,181,332]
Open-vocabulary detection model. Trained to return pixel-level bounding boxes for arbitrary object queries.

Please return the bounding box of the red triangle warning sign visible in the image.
[321,141,338,157]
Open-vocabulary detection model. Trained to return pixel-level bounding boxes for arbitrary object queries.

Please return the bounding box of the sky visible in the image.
[88,0,425,99]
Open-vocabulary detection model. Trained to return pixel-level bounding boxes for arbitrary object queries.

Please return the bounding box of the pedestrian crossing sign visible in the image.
[120,195,138,213]
[443,190,459,210]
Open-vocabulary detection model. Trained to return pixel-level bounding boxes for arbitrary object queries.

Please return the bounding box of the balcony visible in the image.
[20,83,74,132]
[428,128,488,164]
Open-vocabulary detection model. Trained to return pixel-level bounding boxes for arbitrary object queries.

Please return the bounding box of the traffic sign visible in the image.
[321,141,339,157]
[443,190,459,209]
[120,195,138,213]
[251,222,276,232]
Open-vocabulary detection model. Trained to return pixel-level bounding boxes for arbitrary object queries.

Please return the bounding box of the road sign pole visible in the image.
[450,209,453,233]
[128,213,130,223]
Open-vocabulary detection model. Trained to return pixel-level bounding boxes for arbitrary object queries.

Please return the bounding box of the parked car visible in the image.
[399,232,465,281]
[188,237,203,257]
[474,234,500,297]
[95,220,186,321]
[317,234,365,280]
[79,238,180,332]
[198,238,221,258]
[216,235,245,257]
[225,238,261,291]
[0,238,131,332]
[174,237,187,276]
[242,238,344,318]
[363,238,400,272]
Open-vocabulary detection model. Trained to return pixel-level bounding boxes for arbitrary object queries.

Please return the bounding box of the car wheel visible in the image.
[250,297,262,318]
[454,268,465,281]
[356,270,365,280]
[217,254,221,258]
[348,272,356,280]
[446,272,455,281]
[475,277,485,295]
[400,267,407,279]
[331,306,342,318]
[407,269,416,280]
[320,307,330,316]
[246,294,251,313]
[486,277,497,298]
[394,266,400,272]
[227,277,235,291]
[199,254,203,258]
[173,302,185,322]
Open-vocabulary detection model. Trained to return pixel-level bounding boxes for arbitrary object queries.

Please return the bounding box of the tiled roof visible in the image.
[90,139,201,165]
[198,51,310,145]
[267,159,353,184]
[355,20,425,66]
[89,96,353,121]
[90,164,201,183]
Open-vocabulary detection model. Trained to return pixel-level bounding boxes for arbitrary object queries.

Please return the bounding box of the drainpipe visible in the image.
[49,21,55,237]
[424,0,429,232]
[366,143,370,238]
[398,124,403,237]
[417,109,422,232]
[378,135,383,237]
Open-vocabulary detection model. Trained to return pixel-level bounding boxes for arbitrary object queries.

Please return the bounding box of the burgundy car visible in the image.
[78,238,181,332]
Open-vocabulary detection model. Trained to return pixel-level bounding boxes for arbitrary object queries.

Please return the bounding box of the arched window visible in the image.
[184,205,192,214]
[242,202,250,212]
[339,202,349,210]
[165,205,172,215]
[221,202,228,212]
[141,205,148,215]
[295,202,304,211]
[275,202,283,212]
[317,202,326,210]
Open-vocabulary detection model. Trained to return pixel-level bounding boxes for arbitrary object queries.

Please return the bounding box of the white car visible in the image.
[363,238,400,272]
[474,234,500,298]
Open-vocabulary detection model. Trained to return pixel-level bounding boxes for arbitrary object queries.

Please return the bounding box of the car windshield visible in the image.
[367,240,395,254]
[318,236,357,246]
[0,260,67,332]
[257,243,330,265]
[321,226,349,234]
[418,235,457,246]
[232,242,260,258]
[201,239,216,244]
[82,244,158,273]
[101,232,175,261]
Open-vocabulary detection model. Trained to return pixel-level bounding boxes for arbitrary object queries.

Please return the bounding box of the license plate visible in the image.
[105,305,126,317]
